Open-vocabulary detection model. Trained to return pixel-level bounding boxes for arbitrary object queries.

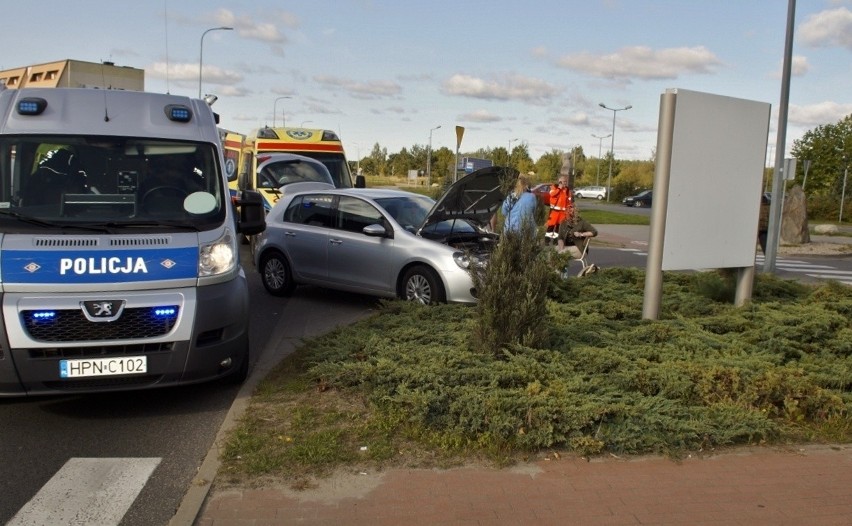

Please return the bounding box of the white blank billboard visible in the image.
[661,89,770,270]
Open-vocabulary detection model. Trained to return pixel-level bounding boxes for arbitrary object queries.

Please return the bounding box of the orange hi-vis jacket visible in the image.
[546,184,573,228]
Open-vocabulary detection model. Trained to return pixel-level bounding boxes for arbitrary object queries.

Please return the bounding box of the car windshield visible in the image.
[0,135,226,231]
[258,158,331,188]
[375,195,433,228]
[287,152,353,188]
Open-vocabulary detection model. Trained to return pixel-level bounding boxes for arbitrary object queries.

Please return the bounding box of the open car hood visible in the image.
[420,166,517,229]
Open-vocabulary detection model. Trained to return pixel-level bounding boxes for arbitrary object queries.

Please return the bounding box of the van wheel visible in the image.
[260,251,295,296]
[401,265,445,304]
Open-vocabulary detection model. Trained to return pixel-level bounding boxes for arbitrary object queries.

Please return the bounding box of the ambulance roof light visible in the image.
[17,98,48,116]
[257,127,279,139]
[164,104,192,123]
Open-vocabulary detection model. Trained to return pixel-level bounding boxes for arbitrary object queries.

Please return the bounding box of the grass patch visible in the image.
[220,264,852,489]
[579,208,649,225]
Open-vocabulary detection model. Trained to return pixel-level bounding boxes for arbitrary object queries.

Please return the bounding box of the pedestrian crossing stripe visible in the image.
[8,457,160,526]
[622,249,851,286]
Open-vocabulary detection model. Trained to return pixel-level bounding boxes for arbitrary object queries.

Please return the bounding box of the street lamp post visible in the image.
[591,133,611,186]
[599,103,632,202]
[198,26,233,98]
[841,156,849,223]
[508,137,519,164]
[273,96,292,127]
[427,125,441,187]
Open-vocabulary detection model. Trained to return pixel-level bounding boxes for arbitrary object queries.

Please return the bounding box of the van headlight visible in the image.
[199,230,236,276]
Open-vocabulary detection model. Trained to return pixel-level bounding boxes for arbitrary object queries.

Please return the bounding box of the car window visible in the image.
[336,195,384,233]
[284,194,335,228]
[258,160,331,188]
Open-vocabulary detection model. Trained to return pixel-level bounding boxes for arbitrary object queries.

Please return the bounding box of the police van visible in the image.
[0,87,265,396]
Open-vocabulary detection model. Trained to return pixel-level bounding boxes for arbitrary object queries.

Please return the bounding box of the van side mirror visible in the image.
[235,190,266,235]
[355,174,366,188]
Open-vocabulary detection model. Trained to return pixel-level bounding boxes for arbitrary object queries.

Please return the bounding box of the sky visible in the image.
[2,0,851,164]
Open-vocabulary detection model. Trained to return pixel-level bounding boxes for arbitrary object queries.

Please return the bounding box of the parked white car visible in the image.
[573,186,607,200]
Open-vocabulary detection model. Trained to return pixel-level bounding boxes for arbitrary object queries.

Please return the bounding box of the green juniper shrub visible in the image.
[471,215,551,357]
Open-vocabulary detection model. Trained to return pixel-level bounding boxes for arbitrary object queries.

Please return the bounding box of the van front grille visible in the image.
[22,307,180,342]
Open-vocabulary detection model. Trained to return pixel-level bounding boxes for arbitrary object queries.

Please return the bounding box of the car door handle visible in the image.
[284,231,297,237]
[329,238,343,245]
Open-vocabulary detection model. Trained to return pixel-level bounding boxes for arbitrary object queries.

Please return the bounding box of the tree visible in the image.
[534,149,564,182]
[791,114,852,195]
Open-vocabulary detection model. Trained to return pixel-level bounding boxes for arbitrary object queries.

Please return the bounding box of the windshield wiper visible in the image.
[85,220,201,232]
[0,210,113,232]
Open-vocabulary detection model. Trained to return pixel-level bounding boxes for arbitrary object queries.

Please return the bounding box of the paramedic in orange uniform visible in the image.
[545,175,573,244]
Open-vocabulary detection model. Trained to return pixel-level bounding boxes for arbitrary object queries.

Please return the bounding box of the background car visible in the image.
[573,185,607,200]
[530,182,552,206]
[622,189,653,207]
[254,167,511,304]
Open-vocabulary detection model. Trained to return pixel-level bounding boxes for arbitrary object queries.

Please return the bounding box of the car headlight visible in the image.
[199,229,237,276]
[453,251,471,269]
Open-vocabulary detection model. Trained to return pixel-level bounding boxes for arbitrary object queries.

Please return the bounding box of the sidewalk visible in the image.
[196,445,852,526]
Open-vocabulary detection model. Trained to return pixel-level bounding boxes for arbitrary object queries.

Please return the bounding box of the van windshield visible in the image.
[0,136,225,231]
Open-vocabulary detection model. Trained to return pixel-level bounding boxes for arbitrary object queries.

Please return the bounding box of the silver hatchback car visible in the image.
[253,167,513,304]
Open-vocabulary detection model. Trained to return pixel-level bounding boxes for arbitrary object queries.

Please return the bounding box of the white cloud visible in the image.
[212,8,289,44]
[791,55,810,76]
[555,46,723,80]
[788,101,852,127]
[313,75,402,99]
[147,61,243,85]
[458,110,502,123]
[441,74,562,104]
[799,7,852,49]
[772,55,810,78]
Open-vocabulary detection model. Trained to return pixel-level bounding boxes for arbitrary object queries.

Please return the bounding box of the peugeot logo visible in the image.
[81,300,126,322]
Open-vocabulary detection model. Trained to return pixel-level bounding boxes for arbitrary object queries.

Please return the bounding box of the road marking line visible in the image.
[8,457,160,526]
[784,268,852,275]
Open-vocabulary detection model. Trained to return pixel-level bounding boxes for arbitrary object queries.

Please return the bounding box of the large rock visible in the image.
[781,185,810,244]
[814,224,839,235]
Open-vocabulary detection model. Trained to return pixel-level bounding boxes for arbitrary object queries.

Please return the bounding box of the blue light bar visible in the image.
[164,104,192,123]
[31,311,57,320]
[153,306,178,317]
[17,98,48,116]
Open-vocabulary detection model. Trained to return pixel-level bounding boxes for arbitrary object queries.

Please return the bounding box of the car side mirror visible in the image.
[354,174,366,188]
[363,223,391,238]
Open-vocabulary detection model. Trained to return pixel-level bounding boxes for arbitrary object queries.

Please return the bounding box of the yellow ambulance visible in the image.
[236,126,365,211]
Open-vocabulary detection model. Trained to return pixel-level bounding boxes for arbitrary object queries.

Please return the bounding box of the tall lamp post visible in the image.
[599,103,632,202]
[508,137,519,164]
[198,26,233,98]
[273,96,292,127]
[591,133,611,186]
[427,125,441,187]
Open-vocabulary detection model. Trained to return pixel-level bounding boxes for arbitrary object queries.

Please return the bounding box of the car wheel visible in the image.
[575,193,584,199]
[596,195,604,200]
[401,265,445,304]
[260,250,295,296]
[633,201,644,208]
